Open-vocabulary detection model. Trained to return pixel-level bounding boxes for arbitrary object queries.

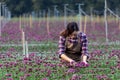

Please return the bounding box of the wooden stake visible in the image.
[19,16,21,30]
[97,15,100,23]
[84,16,87,34]
[47,14,50,36]
[30,15,32,28]
[38,16,41,27]
[119,20,120,30]
[26,41,29,58]
[90,14,95,30]
[80,16,82,32]
[22,30,25,56]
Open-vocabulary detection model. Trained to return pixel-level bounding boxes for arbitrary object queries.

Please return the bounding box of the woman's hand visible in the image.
[81,61,89,67]
[70,61,89,67]
[82,61,88,64]
[70,60,77,67]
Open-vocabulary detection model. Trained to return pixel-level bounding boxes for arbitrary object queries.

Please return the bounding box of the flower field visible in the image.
[1,17,120,44]
[0,17,120,80]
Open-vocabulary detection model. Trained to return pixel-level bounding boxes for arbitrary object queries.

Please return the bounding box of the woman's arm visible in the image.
[60,54,74,63]
[81,33,89,63]
[58,36,75,63]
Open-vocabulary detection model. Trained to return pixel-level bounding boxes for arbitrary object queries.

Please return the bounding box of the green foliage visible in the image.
[1,0,120,16]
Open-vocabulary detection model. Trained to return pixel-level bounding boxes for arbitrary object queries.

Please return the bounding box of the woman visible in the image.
[58,22,89,67]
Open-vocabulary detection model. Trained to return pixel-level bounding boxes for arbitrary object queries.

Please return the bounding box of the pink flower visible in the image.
[0,64,3,68]
[66,68,76,74]
[6,78,13,80]
[20,76,25,80]
[76,62,89,67]
[70,74,79,80]
[42,78,48,80]
[5,73,12,77]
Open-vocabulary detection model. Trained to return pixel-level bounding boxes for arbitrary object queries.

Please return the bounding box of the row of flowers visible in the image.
[0,47,120,80]
[0,20,120,44]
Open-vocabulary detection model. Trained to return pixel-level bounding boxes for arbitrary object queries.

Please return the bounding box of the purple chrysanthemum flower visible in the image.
[5,73,12,77]
[6,78,13,80]
[70,74,79,80]
[76,62,89,67]
[20,76,25,80]
[66,68,76,74]
[42,78,48,80]
[0,64,3,68]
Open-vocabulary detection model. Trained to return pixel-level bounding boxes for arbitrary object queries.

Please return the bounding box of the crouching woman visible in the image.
[58,22,89,67]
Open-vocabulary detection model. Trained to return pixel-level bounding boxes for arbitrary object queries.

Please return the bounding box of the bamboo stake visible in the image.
[26,41,29,58]
[119,20,120,30]
[0,16,1,37]
[116,16,118,24]
[19,16,21,30]
[30,15,32,28]
[91,15,95,29]
[97,15,100,23]
[27,14,29,27]
[38,15,41,27]
[22,30,25,56]
[80,16,82,32]
[84,16,87,34]
[23,15,25,28]
[47,13,50,36]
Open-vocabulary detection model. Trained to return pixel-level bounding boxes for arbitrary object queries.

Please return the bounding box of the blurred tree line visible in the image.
[0,0,120,17]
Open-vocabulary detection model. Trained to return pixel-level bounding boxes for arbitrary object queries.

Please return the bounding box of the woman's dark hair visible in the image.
[60,22,79,38]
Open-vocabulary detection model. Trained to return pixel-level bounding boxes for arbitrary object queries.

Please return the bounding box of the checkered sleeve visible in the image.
[58,36,66,58]
[81,33,89,57]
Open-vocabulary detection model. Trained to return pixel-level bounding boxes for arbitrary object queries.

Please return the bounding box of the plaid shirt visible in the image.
[58,32,89,57]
